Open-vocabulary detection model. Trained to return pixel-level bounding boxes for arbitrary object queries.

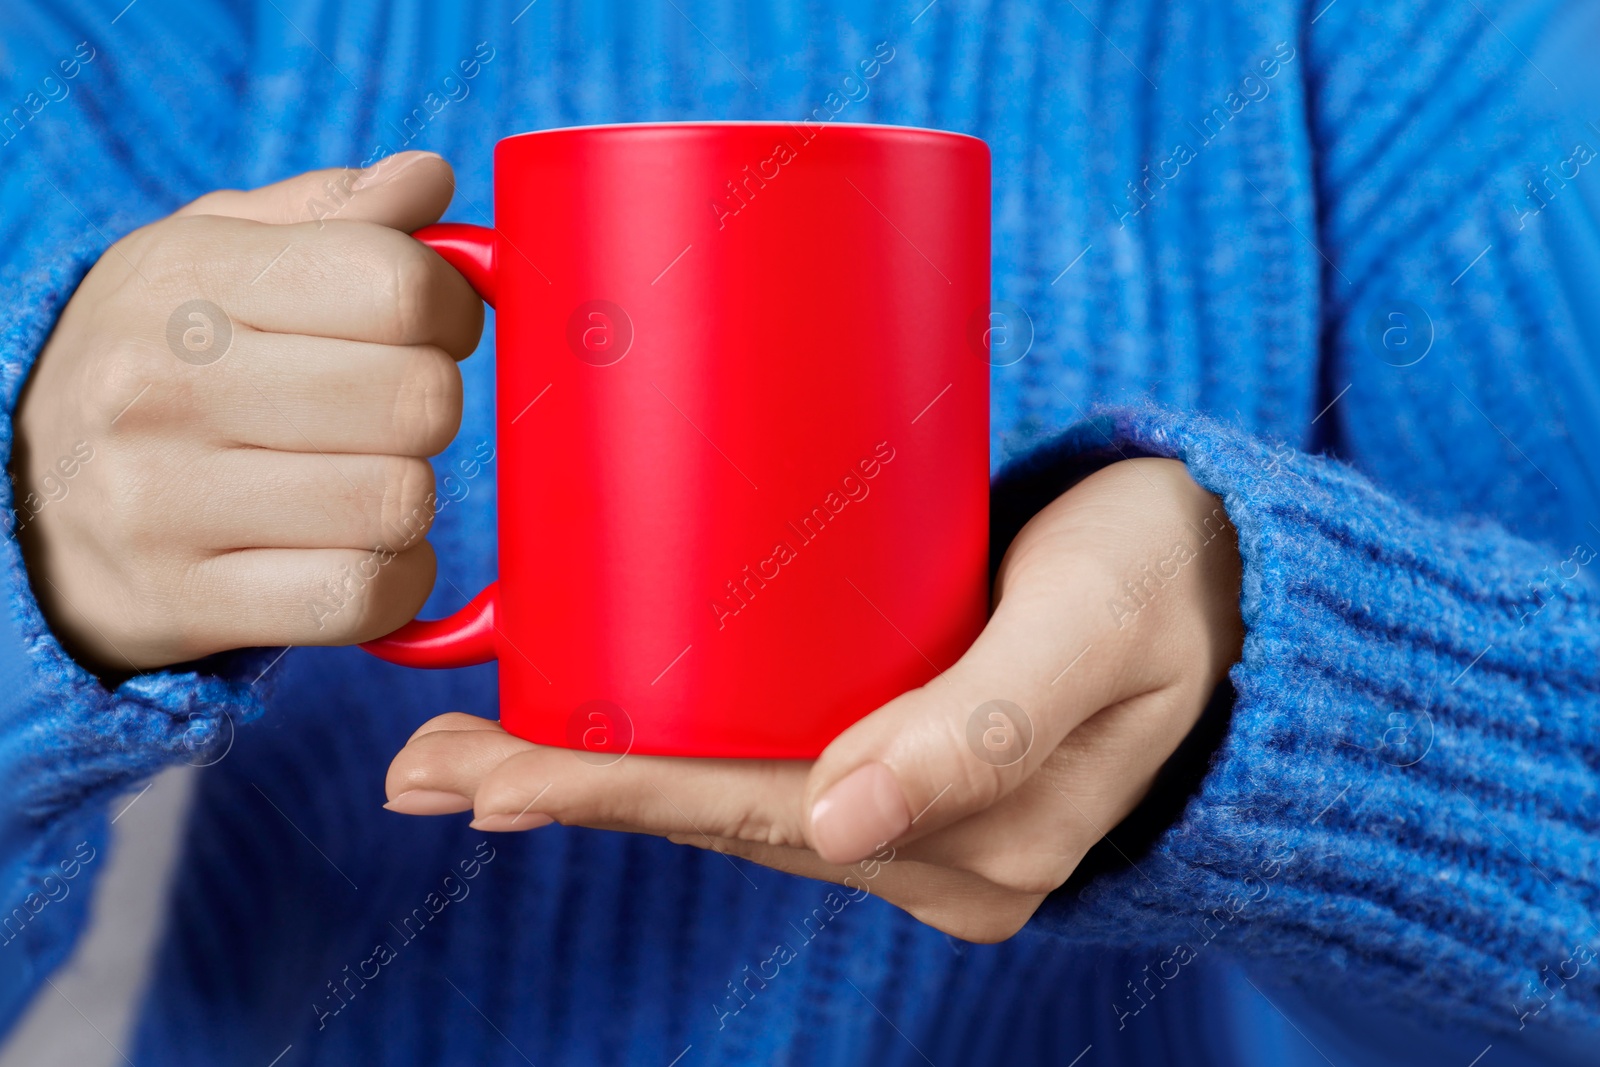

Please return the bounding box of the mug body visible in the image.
[491,121,990,758]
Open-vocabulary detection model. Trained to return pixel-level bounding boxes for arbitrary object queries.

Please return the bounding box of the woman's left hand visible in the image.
[383,457,1244,942]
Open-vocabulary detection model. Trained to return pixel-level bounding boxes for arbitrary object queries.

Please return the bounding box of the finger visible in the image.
[177,151,455,231]
[669,835,1044,943]
[466,748,812,843]
[386,723,535,802]
[64,542,438,667]
[130,330,464,457]
[172,542,437,656]
[845,693,1175,894]
[138,448,437,553]
[145,215,483,357]
[801,461,1219,865]
[800,581,1131,865]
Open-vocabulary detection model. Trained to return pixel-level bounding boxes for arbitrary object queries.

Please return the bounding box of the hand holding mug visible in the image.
[385,457,1245,942]
[14,152,480,671]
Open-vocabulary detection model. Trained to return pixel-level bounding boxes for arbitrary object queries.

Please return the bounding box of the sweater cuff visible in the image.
[1006,402,1600,1036]
[0,224,271,825]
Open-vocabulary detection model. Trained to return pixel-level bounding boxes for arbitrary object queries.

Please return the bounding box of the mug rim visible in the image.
[499,120,985,146]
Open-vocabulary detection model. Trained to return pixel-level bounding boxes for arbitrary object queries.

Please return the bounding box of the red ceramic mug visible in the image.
[362,121,991,759]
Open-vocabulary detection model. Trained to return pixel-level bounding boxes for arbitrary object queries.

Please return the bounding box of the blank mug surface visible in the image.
[369,121,991,760]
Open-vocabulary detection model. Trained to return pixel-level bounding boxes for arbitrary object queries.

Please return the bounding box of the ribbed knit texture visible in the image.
[0,1,1597,1065]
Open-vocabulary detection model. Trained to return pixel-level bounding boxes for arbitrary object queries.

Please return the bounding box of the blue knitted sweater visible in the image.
[2,1,1599,1064]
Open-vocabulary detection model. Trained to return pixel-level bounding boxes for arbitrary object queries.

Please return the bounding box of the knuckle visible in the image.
[113,213,176,260]
[720,765,808,848]
[392,348,463,456]
[353,541,435,639]
[187,192,228,217]
[139,215,256,301]
[85,341,164,430]
[143,214,218,276]
[925,699,1029,814]
[475,760,551,818]
[101,226,156,279]
[722,808,799,850]
[379,455,436,550]
[177,188,238,217]
[306,549,391,641]
[948,751,1014,814]
[386,239,438,345]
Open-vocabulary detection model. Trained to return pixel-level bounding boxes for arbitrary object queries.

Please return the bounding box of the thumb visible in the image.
[174,150,454,231]
[802,569,1134,866]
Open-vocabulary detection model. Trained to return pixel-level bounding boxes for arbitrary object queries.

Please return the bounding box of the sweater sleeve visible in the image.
[1013,0,1600,1040]
[0,1,265,1029]
[1009,402,1600,1038]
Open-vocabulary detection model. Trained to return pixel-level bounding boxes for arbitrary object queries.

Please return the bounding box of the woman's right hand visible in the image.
[11,151,483,673]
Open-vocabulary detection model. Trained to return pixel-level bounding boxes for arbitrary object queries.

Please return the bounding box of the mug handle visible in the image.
[359,223,500,669]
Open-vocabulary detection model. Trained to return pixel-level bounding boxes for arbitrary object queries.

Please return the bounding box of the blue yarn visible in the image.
[0,1,1597,1063]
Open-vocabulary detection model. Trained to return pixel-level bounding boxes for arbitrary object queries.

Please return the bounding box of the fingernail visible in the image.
[469,812,555,833]
[809,761,911,865]
[383,789,473,815]
[353,150,442,190]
